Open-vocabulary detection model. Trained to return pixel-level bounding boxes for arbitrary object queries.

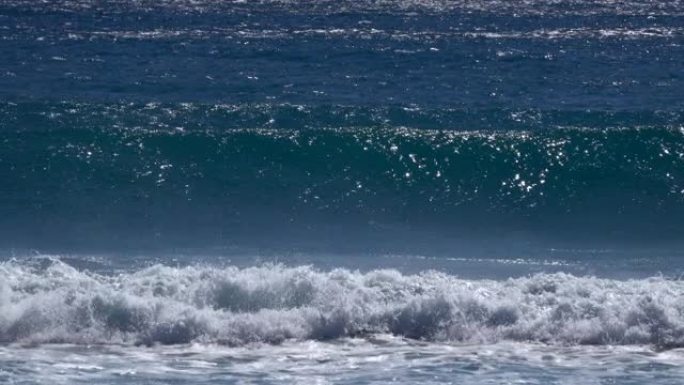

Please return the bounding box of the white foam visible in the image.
[3,339,684,385]
[1,258,683,348]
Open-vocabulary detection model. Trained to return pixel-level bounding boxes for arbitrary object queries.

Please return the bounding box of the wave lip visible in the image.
[1,259,683,349]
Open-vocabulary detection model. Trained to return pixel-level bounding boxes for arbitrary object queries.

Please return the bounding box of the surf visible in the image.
[1,258,683,349]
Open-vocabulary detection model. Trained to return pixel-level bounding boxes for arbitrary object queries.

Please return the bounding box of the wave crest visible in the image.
[1,259,683,348]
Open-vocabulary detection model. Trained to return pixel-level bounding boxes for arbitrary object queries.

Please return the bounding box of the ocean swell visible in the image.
[1,259,683,349]
[2,103,684,251]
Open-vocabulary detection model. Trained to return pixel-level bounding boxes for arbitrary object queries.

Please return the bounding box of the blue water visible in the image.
[2,0,684,383]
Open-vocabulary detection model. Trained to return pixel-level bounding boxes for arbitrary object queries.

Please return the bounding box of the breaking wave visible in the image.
[1,258,683,349]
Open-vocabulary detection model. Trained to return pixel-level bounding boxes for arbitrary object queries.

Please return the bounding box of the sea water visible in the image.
[1,0,684,383]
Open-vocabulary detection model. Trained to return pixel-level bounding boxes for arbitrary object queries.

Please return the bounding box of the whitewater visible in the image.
[2,258,684,348]
[3,0,684,383]
[1,257,684,384]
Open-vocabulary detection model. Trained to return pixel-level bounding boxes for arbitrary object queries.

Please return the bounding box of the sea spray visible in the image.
[1,258,683,348]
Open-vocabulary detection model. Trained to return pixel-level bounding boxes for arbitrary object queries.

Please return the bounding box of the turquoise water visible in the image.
[2,0,684,383]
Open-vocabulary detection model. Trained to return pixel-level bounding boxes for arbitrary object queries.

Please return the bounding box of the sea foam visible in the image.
[0,258,683,348]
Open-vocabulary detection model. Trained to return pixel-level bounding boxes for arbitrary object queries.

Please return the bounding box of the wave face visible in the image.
[1,259,683,348]
[2,1,684,384]
[1,103,683,251]
[2,0,684,253]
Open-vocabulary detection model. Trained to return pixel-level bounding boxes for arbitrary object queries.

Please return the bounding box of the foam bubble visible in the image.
[1,258,683,349]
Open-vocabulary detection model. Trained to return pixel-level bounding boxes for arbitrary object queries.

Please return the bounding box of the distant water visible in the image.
[2,0,684,383]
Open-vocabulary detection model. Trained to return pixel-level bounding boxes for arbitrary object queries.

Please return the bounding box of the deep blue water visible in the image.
[1,1,684,384]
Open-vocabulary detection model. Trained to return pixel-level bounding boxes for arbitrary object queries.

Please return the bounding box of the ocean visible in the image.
[1,0,684,383]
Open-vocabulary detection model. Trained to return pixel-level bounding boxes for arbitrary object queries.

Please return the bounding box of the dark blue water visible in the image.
[2,1,684,384]
[2,6,684,255]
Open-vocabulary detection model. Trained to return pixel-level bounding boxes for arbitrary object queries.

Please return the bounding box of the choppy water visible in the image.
[2,0,684,383]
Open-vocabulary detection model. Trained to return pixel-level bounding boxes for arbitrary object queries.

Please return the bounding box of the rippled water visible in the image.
[3,340,684,385]
[2,0,684,383]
